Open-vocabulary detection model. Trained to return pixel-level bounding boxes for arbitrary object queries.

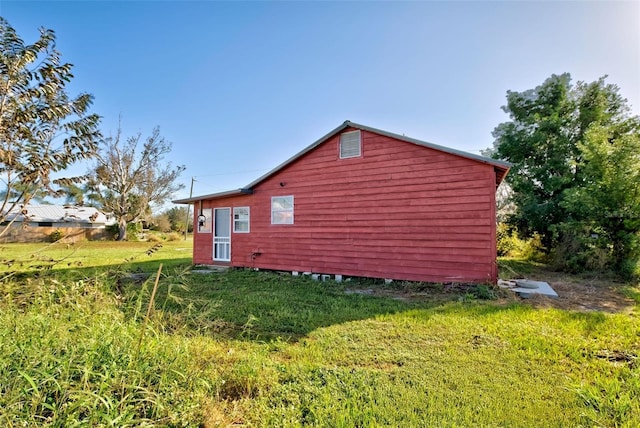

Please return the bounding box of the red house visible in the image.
[174,121,510,283]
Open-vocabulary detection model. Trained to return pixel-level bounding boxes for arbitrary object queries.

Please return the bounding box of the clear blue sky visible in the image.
[2,1,639,203]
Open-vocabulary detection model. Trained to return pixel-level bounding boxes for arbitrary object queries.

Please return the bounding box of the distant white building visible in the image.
[1,205,117,243]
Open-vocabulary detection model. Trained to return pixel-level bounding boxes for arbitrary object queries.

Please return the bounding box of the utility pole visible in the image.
[184,177,195,240]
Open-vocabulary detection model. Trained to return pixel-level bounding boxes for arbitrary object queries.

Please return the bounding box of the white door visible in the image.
[213,208,231,261]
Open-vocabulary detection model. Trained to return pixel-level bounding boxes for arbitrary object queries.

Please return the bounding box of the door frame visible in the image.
[213,207,231,262]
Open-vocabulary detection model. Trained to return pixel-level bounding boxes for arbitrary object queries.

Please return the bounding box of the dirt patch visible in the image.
[516,272,636,313]
[346,274,636,314]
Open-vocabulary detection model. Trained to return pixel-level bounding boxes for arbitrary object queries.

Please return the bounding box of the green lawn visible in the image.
[0,239,193,274]
[0,241,638,426]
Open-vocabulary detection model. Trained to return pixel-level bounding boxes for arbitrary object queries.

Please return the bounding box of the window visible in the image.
[271,196,294,224]
[233,207,250,233]
[340,130,361,159]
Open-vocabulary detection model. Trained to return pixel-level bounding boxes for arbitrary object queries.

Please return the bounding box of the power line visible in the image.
[192,168,269,178]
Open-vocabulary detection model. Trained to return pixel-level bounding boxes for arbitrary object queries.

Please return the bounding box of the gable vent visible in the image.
[339,130,361,159]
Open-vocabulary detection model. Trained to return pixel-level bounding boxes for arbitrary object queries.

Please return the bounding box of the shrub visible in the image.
[549,222,640,277]
[166,232,182,242]
[473,284,498,300]
[496,223,515,256]
[149,214,172,233]
[106,223,119,240]
[146,233,163,242]
[496,223,545,261]
[126,222,142,241]
[49,229,64,242]
[616,231,640,279]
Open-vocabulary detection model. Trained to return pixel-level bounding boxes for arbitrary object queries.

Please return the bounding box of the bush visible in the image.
[549,222,640,278]
[496,223,545,261]
[126,222,142,241]
[473,284,499,300]
[144,232,181,242]
[146,233,163,242]
[105,222,147,241]
[148,214,172,233]
[106,223,119,240]
[615,231,640,279]
[49,229,64,242]
[619,256,640,280]
[557,224,610,272]
[166,232,182,242]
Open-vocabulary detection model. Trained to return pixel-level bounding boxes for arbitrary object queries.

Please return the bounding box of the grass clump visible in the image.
[0,271,214,425]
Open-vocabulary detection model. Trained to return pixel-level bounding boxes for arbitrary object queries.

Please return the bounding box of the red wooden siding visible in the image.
[192,128,500,283]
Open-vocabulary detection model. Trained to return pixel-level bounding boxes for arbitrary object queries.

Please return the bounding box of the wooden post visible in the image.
[183,177,194,240]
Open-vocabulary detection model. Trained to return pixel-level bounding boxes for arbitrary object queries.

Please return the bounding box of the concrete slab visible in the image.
[511,280,559,299]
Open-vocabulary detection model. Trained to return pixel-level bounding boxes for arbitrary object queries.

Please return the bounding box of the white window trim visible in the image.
[339,130,361,159]
[271,195,294,225]
[233,206,250,233]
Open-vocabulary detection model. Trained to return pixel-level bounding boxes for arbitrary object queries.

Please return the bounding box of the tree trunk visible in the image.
[117,218,127,241]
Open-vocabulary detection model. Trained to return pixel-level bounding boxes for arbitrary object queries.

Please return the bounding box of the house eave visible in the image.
[173,188,253,204]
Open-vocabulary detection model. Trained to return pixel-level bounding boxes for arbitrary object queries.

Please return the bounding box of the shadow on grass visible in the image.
[4,244,629,345]
[146,262,637,343]
[135,268,526,343]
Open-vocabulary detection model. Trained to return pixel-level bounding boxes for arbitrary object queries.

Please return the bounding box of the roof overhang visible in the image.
[494,165,510,187]
[173,188,253,204]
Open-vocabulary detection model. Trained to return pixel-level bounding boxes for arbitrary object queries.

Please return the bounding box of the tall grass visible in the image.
[0,242,638,426]
[0,270,214,425]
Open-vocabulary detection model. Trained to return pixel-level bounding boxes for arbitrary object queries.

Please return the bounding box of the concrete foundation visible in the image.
[510,279,559,299]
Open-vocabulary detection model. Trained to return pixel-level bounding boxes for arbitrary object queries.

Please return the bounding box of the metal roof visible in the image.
[173,120,511,204]
[173,189,252,204]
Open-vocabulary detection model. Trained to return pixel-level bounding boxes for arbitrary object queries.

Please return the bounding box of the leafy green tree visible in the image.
[149,207,192,234]
[561,123,640,274]
[149,212,172,233]
[54,182,88,206]
[165,206,191,233]
[87,126,185,241]
[0,18,101,236]
[490,73,640,275]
